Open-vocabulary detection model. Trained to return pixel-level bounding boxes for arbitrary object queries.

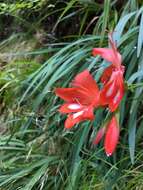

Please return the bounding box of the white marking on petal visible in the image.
[106,82,115,97]
[68,104,81,110]
[73,111,84,119]
[107,153,112,157]
[113,90,120,104]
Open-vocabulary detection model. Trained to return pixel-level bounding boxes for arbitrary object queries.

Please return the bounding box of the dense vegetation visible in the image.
[1,0,143,189]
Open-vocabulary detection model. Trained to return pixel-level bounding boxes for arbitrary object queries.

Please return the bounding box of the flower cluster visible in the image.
[55,35,125,156]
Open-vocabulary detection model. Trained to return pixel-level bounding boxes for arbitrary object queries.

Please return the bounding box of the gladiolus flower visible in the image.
[92,34,125,111]
[55,70,100,129]
[100,70,124,112]
[93,127,105,145]
[92,35,122,69]
[104,116,119,156]
[93,116,119,156]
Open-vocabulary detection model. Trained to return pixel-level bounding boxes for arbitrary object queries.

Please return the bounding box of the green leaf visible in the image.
[52,0,77,32]
[128,51,143,164]
[100,0,110,45]
[20,162,49,190]
[113,12,136,44]
[128,70,143,84]
[137,12,143,57]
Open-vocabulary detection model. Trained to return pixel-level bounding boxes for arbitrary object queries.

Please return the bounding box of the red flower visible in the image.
[93,127,105,145]
[104,116,119,156]
[92,34,122,70]
[92,34,125,112]
[100,70,124,112]
[93,116,119,156]
[55,70,100,129]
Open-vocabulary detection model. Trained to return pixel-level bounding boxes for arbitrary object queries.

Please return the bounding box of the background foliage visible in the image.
[1,0,143,190]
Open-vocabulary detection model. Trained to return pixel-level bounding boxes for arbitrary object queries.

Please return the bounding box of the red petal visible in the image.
[77,88,100,106]
[109,86,124,112]
[55,88,79,102]
[101,65,115,84]
[108,72,124,112]
[65,112,83,129]
[72,70,99,95]
[108,34,122,69]
[72,70,100,106]
[100,80,117,106]
[104,116,119,156]
[56,87,99,106]
[55,70,100,107]
[100,71,124,111]
[82,106,95,120]
[92,46,122,69]
[64,106,94,129]
[92,48,116,63]
[59,103,83,113]
[93,127,105,145]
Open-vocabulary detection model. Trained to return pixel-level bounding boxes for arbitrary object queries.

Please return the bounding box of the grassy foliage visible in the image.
[1,0,143,190]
